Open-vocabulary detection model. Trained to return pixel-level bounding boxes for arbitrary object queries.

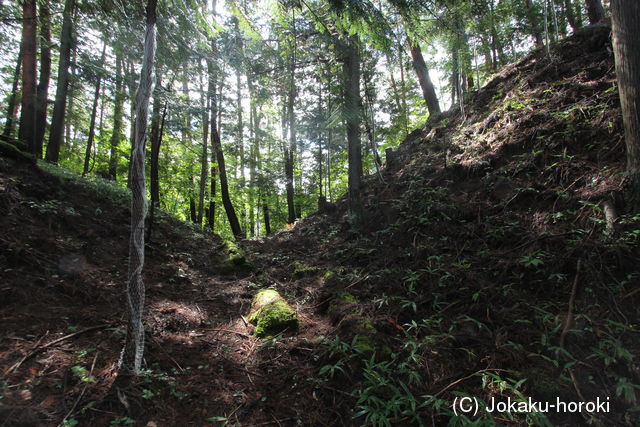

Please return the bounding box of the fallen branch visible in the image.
[203,328,252,339]
[4,324,110,376]
[559,260,582,349]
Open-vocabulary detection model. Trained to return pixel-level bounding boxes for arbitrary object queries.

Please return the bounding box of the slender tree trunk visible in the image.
[45,0,74,163]
[83,42,107,175]
[407,38,440,116]
[525,0,544,47]
[263,203,271,235]
[488,0,505,65]
[109,51,125,179]
[397,40,409,129]
[121,0,157,375]
[126,61,137,187]
[236,70,244,186]
[98,82,106,134]
[341,35,364,226]
[317,82,324,198]
[574,0,584,27]
[284,21,297,225]
[197,63,209,226]
[247,92,258,236]
[585,0,604,24]
[362,69,382,176]
[564,0,577,30]
[212,118,243,239]
[148,79,165,227]
[611,0,640,212]
[209,164,217,231]
[384,53,404,125]
[34,0,51,159]
[207,14,243,239]
[18,0,37,154]
[451,53,459,106]
[327,126,332,202]
[3,45,23,138]
[189,175,197,222]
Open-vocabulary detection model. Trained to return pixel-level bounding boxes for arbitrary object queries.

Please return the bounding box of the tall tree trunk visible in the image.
[83,41,107,176]
[212,117,243,239]
[397,39,409,131]
[263,203,271,235]
[407,38,440,116]
[189,175,197,222]
[209,164,217,231]
[121,0,157,375]
[18,0,37,154]
[574,0,584,28]
[207,73,217,232]
[362,69,382,176]
[384,52,406,134]
[34,0,51,159]
[585,0,604,24]
[611,1,640,212]
[525,0,544,47]
[563,0,577,30]
[284,18,297,225]
[207,6,243,239]
[197,63,209,226]
[45,0,74,163]
[341,35,363,226]
[488,0,505,64]
[3,45,23,138]
[148,80,165,237]
[109,51,125,180]
[317,82,324,199]
[126,61,137,188]
[327,125,332,202]
[236,70,244,187]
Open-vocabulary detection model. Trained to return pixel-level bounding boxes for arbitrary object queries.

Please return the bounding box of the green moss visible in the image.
[225,240,246,265]
[338,292,358,305]
[251,289,281,307]
[351,333,392,360]
[248,289,299,338]
[218,239,252,274]
[290,261,321,278]
[0,140,35,164]
[327,292,362,318]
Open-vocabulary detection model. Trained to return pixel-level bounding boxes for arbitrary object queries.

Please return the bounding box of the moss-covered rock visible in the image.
[248,289,299,338]
[218,240,252,274]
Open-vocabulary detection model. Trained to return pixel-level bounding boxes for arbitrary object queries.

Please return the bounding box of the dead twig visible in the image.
[559,259,581,349]
[203,328,253,339]
[59,352,99,426]
[4,325,109,376]
[147,335,184,373]
[432,368,512,398]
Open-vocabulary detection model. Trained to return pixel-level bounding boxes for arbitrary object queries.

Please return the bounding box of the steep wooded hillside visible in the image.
[1,24,638,426]
[245,23,639,426]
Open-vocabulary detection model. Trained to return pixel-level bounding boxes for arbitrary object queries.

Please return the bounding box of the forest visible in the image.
[1,0,639,425]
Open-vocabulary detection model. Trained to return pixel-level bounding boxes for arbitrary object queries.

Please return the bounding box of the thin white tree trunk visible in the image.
[121,0,157,374]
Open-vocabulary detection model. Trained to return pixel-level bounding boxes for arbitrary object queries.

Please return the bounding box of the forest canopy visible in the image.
[0,0,610,237]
